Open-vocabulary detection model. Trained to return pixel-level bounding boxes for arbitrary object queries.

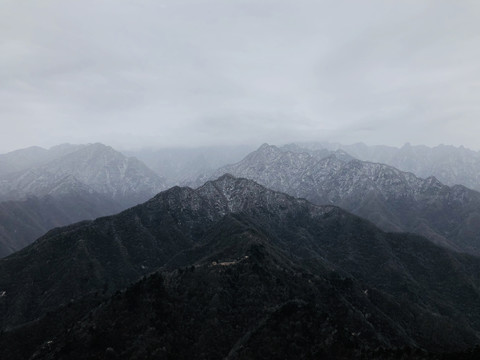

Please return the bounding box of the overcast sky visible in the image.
[1,0,479,153]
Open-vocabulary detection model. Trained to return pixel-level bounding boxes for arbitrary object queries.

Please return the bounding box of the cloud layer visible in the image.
[1,0,479,152]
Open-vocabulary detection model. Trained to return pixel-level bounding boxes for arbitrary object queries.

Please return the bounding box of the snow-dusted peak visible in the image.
[0,143,167,206]
[151,174,332,224]
[200,144,480,255]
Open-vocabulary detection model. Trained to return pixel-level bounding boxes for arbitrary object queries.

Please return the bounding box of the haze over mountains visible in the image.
[3,140,480,259]
[0,143,166,204]
[207,144,480,256]
[126,145,254,186]
[298,142,480,192]
[0,143,166,257]
[1,141,480,358]
[2,175,480,359]
[3,1,480,357]
[0,144,85,176]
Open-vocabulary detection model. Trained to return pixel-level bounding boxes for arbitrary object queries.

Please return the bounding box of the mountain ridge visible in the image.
[0,143,167,257]
[297,141,480,191]
[0,143,166,205]
[207,144,480,256]
[1,175,480,358]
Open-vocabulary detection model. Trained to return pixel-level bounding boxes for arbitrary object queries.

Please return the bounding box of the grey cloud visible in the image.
[1,0,479,152]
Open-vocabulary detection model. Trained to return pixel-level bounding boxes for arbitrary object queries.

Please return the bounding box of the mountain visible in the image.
[281,142,355,162]
[0,143,166,206]
[0,190,123,258]
[209,144,480,256]
[298,141,480,192]
[188,143,352,188]
[0,143,167,257]
[2,175,480,358]
[0,144,84,177]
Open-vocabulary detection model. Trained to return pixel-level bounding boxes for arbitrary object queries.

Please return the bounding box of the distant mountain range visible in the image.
[297,141,480,192]
[0,144,85,177]
[0,143,166,257]
[2,175,480,358]
[0,143,166,205]
[207,144,480,256]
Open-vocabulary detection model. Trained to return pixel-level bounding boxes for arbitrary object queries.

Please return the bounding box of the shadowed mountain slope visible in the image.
[1,176,480,358]
[0,191,123,258]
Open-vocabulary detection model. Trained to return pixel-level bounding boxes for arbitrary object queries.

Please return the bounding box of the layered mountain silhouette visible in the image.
[0,143,166,205]
[208,144,480,256]
[297,141,480,192]
[0,143,166,257]
[0,191,123,258]
[2,175,480,358]
[0,144,84,178]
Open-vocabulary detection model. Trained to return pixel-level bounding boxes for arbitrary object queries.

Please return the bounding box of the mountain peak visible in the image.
[3,165,480,357]
[0,142,166,206]
[215,173,237,181]
[256,143,280,154]
[83,142,116,154]
[198,174,266,200]
[258,142,272,150]
[204,143,480,256]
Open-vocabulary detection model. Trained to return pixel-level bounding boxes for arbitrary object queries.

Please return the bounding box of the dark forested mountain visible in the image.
[0,191,123,258]
[209,144,480,256]
[0,143,167,257]
[298,141,480,192]
[2,175,480,359]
